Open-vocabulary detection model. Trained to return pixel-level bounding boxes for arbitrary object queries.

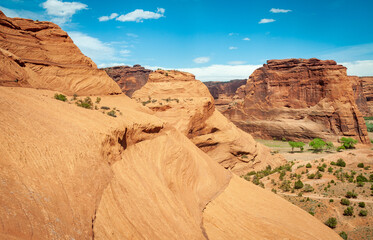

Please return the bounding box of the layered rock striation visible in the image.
[360,76,373,115]
[223,58,370,143]
[103,65,152,97]
[0,10,121,95]
[132,70,285,175]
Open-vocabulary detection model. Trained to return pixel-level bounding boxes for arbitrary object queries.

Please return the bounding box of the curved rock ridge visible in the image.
[223,58,370,144]
[0,11,121,95]
[0,86,341,240]
[132,70,286,175]
[102,65,152,97]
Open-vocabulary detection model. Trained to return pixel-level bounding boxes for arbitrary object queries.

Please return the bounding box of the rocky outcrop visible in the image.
[350,76,371,116]
[223,58,370,144]
[360,77,373,115]
[132,70,285,175]
[0,10,121,95]
[103,65,152,97]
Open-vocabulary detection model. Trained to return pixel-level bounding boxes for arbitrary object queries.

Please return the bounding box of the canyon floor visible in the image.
[243,140,373,240]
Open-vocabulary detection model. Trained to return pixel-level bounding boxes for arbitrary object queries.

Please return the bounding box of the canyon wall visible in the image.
[223,58,370,143]
[0,11,121,95]
[103,65,152,97]
[360,76,373,115]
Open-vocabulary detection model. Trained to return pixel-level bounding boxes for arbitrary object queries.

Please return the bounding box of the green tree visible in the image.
[288,141,305,152]
[340,137,358,149]
[339,232,348,240]
[325,217,337,228]
[294,180,304,189]
[309,138,326,152]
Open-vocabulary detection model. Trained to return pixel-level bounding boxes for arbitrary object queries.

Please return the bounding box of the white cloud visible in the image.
[98,13,118,22]
[270,8,292,13]
[193,57,210,64]
[98,62,128,68]
[228,61,246,65]
[126,33,138,38]
[229,46,238,50]
[0,6,44,20]
[243,37,251,41]
[340,60,373,76]
[228,32,238,36]
[116,8,165,22]
[259,18,275,24]
[68,31,126,64]
[120,49,131,56]
[42,0,87,24]
[320,43,373,62]
[178,64,261,81]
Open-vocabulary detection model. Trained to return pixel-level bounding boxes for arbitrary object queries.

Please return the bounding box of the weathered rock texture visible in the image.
[223,58,370,144]
[350,76,371,116]
[132,70,285,175]
[0,10,121,95]
[103,65,152,97]
[204,79,246,111]
[0,13,342,240]
[360,77,373,115]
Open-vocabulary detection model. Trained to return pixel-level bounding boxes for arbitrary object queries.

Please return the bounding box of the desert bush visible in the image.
[328,167,333,173]
[340,198,350,206]
[54,93,67,102]
[294,180,304,189]
[345,191,357,198]
[339,231,348,240]
[306,163,312,168]
[307,173,315,179]
[340,137,358,149]
[101,106,110,110]
[317,166,325,172]
[280,180,292,192]
[303,184,314,192]
[288,141,305,152]
[96,97,101,104]
[359,210,368,216]
[343,207,353,216]
[107,110,117,117]
[336,158,346,167]
[357,163,364,168]
[324,217,337,228]
[329,199,334,202]
[356,174,368,182]
[359,202,365,208]
[357,182,365,187]
[366,122,373,132]
[309,138,326,152]
[325,142,334,151]
[76,97,93,109]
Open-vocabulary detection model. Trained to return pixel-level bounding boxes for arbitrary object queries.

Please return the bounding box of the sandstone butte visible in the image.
[0,12,341,239]
[0,11,122,96]
[222,58,370,144]
[359,76,373,115]
[131,70,285,175]
[103,65,152,97]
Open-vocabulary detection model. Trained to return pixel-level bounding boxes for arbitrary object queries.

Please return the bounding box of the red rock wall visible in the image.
[223,58,370,144]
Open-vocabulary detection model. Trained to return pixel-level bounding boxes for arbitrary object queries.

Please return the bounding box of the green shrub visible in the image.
[328,167,333,173]
[358,202,365,208]
[343,207,353,216]
[340,137,358,149]
[357,163,364,168]
[54,93,67,102]
[340,198,350,206]
[366,123,373,132]
[306,163,312,168]
[346,191,357,198]
[96,97,101,104]
[359,210,368,216]
[356,174,368,182]
[303,184,314,192]
[294,180,304,189]
[330,161,336,165]
[76,97,93,109]
[308,173,315,179]
[107,110,117,117]
[317,166,325,172]
[357,182,365,187]
[309,138,326,152]
[339,231,348,240]
[324,217,337,228]
[336,158,346,167]
[325,142,334,150]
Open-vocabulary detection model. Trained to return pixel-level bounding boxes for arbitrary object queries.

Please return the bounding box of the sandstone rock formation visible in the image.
[204,79,246,111]
[103,65,152,97]
[360,76,373,115]
[0,13,342,240]
[223,58,370,144]
[350,76,371,116]
[0,10,121,95]
[132,70,285,175]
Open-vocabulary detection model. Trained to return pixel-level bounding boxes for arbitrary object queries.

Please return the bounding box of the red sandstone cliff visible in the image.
[103,65,152,97]
[360,77,373,115]
[0,10,121,95]
[223,58,370,144]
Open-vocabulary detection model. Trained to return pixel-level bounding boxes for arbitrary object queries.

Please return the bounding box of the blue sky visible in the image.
[1,0,373,81]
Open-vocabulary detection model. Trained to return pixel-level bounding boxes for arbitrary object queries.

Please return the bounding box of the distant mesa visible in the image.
[219,58,370,144]
[102,65,152,97]
[0,10,121,95]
